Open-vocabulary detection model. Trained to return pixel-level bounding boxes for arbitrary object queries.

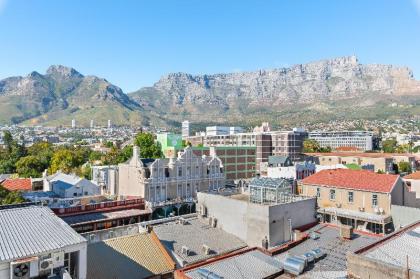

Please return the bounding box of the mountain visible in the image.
[0,65,150,126]
[1,56,420,128]
[130,56,420,127]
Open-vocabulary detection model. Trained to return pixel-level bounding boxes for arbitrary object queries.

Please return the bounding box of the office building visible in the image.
[71,119,76,128]
[205,126,244,136]
[308,131,377,151]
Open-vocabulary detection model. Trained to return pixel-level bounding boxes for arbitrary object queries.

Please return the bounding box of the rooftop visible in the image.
[153,216,247,266]
[183,249,283,279]
[1,178,32,191]
[61,208,151,225]
[358,221,420,272]
[87,232,175,279]
[403,171,420,180]
[249,177,293,189]
[301,169,399,193]
[306,152,414,159]
[0,206,86,262]
[275,224,379,278]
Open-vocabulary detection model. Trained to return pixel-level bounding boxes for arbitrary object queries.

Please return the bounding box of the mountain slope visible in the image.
[0,65,148,126]
[129,56,420,126]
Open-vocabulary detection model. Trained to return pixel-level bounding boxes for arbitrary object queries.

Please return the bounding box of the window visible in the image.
[348,191,354,203]
[329,189,336,200]
[178,167,182,177]
[316,188,320,198]
[372,194,378,207]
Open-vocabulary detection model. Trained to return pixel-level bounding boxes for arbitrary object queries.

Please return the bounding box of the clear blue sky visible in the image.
[1,0,420,92]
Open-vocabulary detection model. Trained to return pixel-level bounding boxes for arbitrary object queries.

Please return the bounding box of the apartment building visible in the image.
[298,169,405,235]
[118,146,225,201]
[308,131,378,151]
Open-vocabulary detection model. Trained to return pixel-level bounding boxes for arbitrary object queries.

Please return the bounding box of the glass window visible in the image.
[329,189,335,200]
[348,191,354,203]
[372,194,378,207]
[316,188,320,198]
[178,167,182,177]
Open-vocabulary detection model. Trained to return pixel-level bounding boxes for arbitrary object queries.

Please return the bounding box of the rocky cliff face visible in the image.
[150,56,420,107]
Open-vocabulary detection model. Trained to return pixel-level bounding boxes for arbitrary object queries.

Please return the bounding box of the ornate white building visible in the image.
[118,146,225,202]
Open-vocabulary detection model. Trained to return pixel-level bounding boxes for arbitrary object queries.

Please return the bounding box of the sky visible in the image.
[0,0,420,92]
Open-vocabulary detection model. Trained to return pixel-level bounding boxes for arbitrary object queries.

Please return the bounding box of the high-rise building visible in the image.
[90,119,94,129]
[182,120,190,139]
[308,131,376,151]
[71,119,76,128]
[107,119,112,129]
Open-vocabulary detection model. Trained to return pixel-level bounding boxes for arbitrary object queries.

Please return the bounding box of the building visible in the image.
[192,146,256,181]
[71,119,76,128]
[90,119,94,129]
[0,178,33,192]
[44,172,101,198]
[0,205,87,279]
[87,230,175,279]
[308,130,377,151]
[185,124,308,173]
[182,120,190,139]
[157,132,183,158]
[197,188,317,248]
[118,146,225,202]
[264,161,316,180]
[298,169,406,234]
[205,126,244,136]
[91,165,118,195]
[307,152,416,173]
[151,215,247,267]
[176,248,283,279]
[107,119,111,129]
[347,221,420,279]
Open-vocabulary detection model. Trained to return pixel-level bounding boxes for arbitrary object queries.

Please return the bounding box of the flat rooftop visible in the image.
[153,216,247,266]
[62,208,151,225]
[359,222,420,272]
[275,224,380,278]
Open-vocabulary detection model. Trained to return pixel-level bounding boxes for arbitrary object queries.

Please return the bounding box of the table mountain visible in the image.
[130,56,420,126]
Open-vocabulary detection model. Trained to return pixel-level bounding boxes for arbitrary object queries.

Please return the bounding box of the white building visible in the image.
[0,206,87,279]
[91,165,118,195]
[44,172,101,198]
[182,120,190,139]
[309,131,374,151]
[90,120,94,129]
[71,119,76,129]
[205,126,244,136]
[107,119,112,129]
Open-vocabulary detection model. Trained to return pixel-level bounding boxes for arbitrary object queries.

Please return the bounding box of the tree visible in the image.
[16,156,47,178]
[2,131,13,153]
[398,161,411,173]
[134,133,163,158]
[49,149,79,174]
[303,139,321,153]
[382,139,398,153]
[0,185,25,205]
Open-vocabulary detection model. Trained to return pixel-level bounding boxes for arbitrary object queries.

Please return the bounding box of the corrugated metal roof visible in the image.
[87,233,174,279]
[0,206,86,262]
[185,250,282,279]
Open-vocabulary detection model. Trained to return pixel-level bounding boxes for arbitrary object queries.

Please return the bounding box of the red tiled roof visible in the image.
[1,178,32,191]
[334,146,361,152]
[300,169,399,193]
[403,172,420,180]
[305,152,415,159]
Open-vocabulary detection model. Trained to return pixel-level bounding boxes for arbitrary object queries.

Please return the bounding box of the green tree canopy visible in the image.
[398,161,411,173]
[134,133,163,158]
[0,186,25,205]
[16,155,47,178]
[382,139,398,153]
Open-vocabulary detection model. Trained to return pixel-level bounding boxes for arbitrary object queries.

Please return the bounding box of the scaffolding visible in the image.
[249,177,299,205]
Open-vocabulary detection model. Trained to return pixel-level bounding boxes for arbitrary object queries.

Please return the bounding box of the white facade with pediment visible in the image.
[118,146,225,201]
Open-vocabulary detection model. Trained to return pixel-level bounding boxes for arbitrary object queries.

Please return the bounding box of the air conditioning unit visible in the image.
[39,258,53,273]
[202,244,211,255]
[89,234,96,242]
[11,260,31,279]
[108,230,115,238]
[200,205,207,217]
[181,246,190,256]
[52,251,65,268]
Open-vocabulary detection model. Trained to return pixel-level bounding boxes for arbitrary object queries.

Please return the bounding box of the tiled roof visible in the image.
[300,169,399,193]
[87,232,175,279]
[0,206,86,262]
[403,172,420,180]
[1,178,32,191]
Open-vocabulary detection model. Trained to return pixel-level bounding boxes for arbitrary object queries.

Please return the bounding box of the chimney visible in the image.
[133,145,140,159]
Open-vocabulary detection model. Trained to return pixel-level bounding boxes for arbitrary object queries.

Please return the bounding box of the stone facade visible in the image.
[118,146,225,201]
